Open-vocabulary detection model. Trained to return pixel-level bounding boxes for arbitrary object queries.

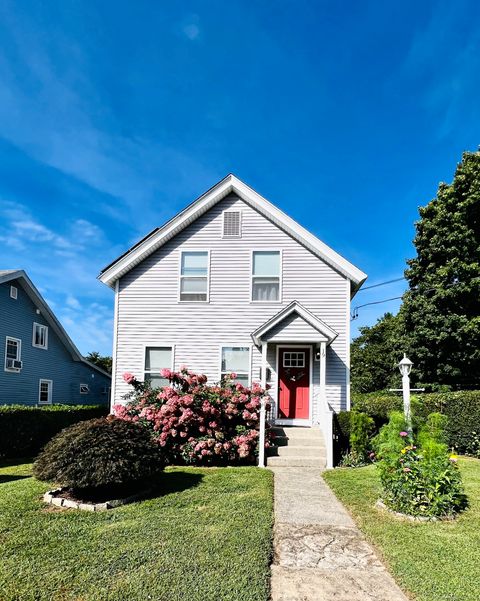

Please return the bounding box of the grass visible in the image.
[324,457,480,601]
[0,461,273,601]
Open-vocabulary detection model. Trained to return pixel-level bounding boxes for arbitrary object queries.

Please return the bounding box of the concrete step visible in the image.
[267,455,327,468]
[272,427,324,440]
[274,445,326,459]
[273,436,326,448]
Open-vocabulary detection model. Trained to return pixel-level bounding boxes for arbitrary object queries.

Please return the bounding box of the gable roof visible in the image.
[251,301,338,346]
[98,174,367,295]
[0,270,111,378]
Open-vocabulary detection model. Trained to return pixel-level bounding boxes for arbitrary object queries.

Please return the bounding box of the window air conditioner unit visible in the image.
[7,359,22,370]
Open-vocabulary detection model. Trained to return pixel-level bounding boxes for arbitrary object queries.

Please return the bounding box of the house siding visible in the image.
[0,278,110,405]
[114,193,349,419]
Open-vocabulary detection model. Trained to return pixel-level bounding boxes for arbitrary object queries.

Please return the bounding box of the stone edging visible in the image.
[43,487,152,511]
[375,499,456,522]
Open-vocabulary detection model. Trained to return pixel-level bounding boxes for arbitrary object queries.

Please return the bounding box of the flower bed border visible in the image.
[43,487,152,512]
[375,499,457,522]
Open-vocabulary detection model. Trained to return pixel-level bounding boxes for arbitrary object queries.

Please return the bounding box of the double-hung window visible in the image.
[38,379,53,404]
[5,337,21,371]
[32,323,48,349]
[144,346,173,388]
[252,250,281,302]
[221,346,250,386]
[180,251,209,302]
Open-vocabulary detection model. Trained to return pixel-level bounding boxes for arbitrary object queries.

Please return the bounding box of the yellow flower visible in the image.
[401,448,407,454]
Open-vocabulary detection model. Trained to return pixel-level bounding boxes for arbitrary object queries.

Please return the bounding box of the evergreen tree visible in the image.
[401,151,480,389]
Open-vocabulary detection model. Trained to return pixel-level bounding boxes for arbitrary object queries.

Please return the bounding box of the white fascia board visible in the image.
[99,174,367,290]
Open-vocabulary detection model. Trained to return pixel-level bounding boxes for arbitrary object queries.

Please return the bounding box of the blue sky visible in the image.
[1,1,479,356]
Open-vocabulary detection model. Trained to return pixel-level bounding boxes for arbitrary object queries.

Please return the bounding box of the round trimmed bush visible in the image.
[33,417,163,493]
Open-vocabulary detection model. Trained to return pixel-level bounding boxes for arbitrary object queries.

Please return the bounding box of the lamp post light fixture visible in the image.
[398,354,413,430]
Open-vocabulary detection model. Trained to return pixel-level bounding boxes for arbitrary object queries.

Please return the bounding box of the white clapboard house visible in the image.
[99,175,367,467]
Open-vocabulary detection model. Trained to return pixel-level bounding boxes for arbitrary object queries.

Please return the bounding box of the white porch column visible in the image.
[258,342,267,468]
[319,341,333,469]
[319,341,326,405]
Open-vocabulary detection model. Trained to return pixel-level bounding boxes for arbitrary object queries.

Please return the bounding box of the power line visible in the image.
[358,277,405,291]
[351,276,480,321]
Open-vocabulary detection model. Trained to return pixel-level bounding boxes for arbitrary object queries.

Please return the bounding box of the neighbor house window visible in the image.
[179,251,209,301]
[80,383,89,394]
[252,251,281,302]
[221,346,250,386]
[222,211,241,238]
[5,337,22,372]
[32,323,48,349]
[144,346,173,388]
[38,379,53,404]
[10,286,17,299]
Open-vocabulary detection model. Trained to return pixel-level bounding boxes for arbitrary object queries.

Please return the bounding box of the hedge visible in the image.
[0,405,109,459]
[336,390,480,457]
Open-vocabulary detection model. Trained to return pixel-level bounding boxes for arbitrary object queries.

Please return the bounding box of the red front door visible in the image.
[278,348,310,419]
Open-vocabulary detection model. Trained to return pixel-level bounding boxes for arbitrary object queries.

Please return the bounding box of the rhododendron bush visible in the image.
[113,367,271,465]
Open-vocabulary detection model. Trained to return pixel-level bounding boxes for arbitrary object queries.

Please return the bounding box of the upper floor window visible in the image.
[221,346,250,386]
[33,323,48,349]
[10,286,17,299]
[223,211,241,238]
[252,250,281,302]
[180,251,209,302]
[5,337,22,372]
[144,346,173,388]
[39,379,53,404]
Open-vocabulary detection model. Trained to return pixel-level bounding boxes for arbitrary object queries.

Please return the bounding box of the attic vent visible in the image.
[10,286,18,300]
[223,211,241,238]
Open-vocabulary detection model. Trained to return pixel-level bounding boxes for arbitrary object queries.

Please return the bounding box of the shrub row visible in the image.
[335,390,480,456]
[0,405,108,459]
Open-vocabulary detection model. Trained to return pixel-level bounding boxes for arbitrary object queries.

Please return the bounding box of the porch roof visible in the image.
[251,301,338,346]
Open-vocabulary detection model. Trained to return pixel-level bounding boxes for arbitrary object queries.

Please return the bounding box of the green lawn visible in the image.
[0,461,273,601]
[324,457,480,601]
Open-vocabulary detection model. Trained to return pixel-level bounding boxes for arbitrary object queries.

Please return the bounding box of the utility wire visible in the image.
[351,276,480,321]
[358,277,405,291]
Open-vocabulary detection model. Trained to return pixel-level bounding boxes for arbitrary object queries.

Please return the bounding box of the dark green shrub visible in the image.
[352,390,480,456]
[0,405,108,459]
[350,411,374,460]
[33,417,163,493]
[375,412,467,518]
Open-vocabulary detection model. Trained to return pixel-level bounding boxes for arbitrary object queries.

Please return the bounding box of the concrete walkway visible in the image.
[270,467,409,601]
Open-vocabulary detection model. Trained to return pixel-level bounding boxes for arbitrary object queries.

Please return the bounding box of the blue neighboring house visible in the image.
[0,270,111,406]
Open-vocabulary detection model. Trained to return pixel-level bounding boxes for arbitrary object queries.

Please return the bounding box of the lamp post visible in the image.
[398,354,413,431]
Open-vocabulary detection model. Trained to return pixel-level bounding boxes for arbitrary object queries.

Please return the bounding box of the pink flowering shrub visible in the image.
[113,367,271,466]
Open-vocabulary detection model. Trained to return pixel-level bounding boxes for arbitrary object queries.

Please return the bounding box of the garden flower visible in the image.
[123,372,136,384]
[450,455,458,462]
[403,467,412,472]
[399,431,408,437]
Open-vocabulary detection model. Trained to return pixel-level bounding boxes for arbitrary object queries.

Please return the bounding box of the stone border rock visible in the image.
[43,487,153,511]
[375,499,456,522]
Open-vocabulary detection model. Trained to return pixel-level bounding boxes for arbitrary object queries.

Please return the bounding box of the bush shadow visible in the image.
[154,470,204,497]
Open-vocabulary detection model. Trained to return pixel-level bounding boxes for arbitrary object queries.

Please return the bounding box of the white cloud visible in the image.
[183,23,200,40]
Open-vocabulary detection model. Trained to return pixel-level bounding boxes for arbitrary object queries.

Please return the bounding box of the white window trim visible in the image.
[4,337,22,372]
[80,383,90,394]
[250,249,283,304]
[142,343,176,385]
[178,249,211,303]
[219,343,252,385]
[38,379,53,405]
[32,322,49,349]
[222,209,242,239]
[10,285,18,299]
